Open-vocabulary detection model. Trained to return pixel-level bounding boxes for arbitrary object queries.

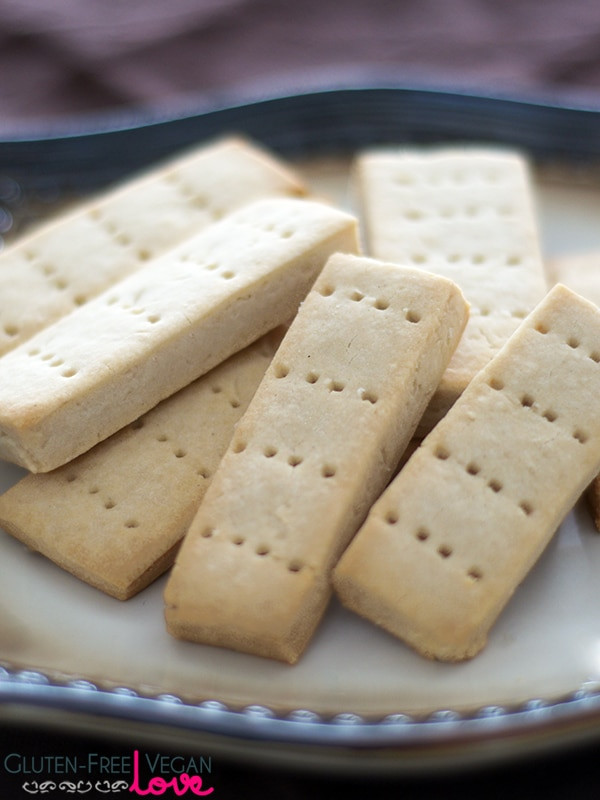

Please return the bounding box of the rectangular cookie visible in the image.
[355,146,548,431]
[0,135,307,357]
[0,332,281,600]
[164,252,469,663]
[333,284,600,662]
[0,197,358,473]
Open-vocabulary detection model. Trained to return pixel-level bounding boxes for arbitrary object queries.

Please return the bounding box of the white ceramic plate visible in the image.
[4,93,600,773]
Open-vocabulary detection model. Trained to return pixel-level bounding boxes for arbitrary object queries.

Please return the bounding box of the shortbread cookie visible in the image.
[0,197,358,473]
[0,333,281,600]
[164,252,468,663]
[355,146,548,431]
[334,284,600,662]
[0,136,307,357]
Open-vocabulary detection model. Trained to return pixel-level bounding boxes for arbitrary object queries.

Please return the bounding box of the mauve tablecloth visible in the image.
[2,0,600,125]
[1,2,600,797]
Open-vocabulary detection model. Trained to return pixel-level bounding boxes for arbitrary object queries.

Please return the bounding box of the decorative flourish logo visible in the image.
[22,779,130,794]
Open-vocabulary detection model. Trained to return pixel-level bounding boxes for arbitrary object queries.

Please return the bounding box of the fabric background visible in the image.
[2,0,600,124]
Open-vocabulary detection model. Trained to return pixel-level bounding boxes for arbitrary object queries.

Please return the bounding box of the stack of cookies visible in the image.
[1,134,600,666]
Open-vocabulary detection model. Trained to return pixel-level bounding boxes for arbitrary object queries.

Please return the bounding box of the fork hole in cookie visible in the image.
[287,559,304,574]
[519,500,534,516]
[361,390,378,404]
[406,310,421,324]
[415,527,429,542]
[466,462,480,476]
[437,544,453,559]
[374,298,389,310]
[263,445,278,458]
[104,499,116,510]
[174,449,187,459]
[232,440,247,453]
[321,464,336,478]
[435,445,450,461]
[520,393,534,408]
[567,337,580,349]
[535,323,549,335]
[467,567,483,583]
[306,371,319,384]
[489,376,504,391]
[488,479,503,493]
[573,429,589,444]
[274,363,289,379]
[543,409,557,423]
[201,527,214,539]
[255,544,270,557]
[288,455,303,467]
[319,284,335,297]
[350,290,364,302]
[231,535,245,546]
[384,510,399,525]
[124,520,139,529]
[328,380,345,393]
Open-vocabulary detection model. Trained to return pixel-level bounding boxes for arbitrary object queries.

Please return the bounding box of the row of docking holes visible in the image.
[26,348,77,379]
[383,503,484,584]
[492,319,596,445]
[63,421,211,530]
[488,373,589,444]
[231,436,337,480]
[535,319,600,367]
[318,281,423,324]
[391,167,510,188]
[271,360,379,405]
[395,203,517,222]
[198,524,306,576]
[398,251,527,269]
